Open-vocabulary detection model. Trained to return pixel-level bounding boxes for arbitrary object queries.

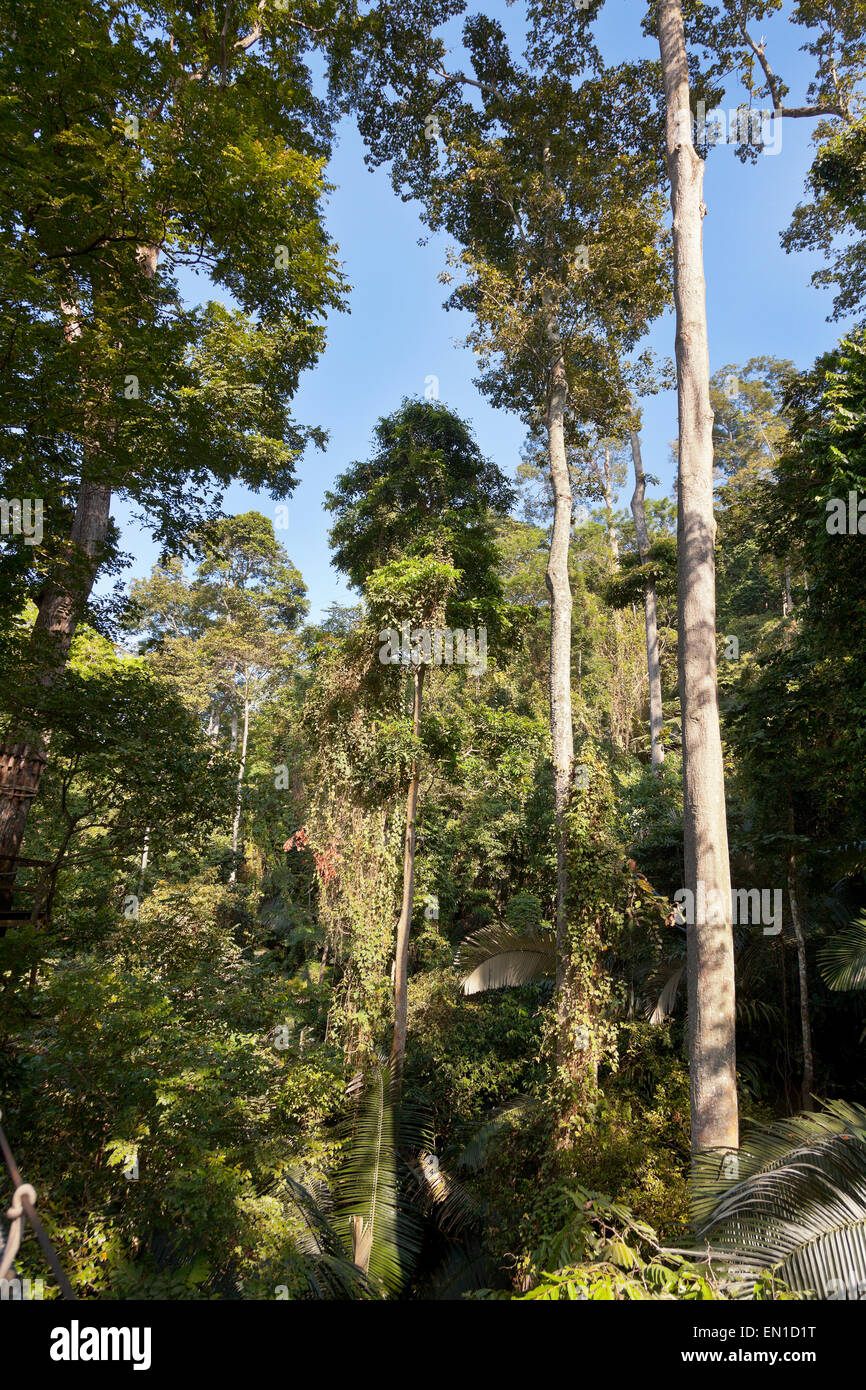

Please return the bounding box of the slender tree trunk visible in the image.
[601,445,627,750]
[205,706,222,769]
[630,430,665,771]
[391,662,425,1080]
[138,827,150,890]
[779,929,792,1108]
[602,446,619,567]
[658,0,738,1154]
[787,835,814,1110]
[229,686,250,884]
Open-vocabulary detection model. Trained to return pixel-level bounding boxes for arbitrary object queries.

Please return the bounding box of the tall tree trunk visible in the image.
[544,347,574,981]
[391,662,425,1080]
[545,343,583,1100]
[541,139,574,990]
[630,430,665,771]
[657,0,738,1154]
[229,685,250,884]
[0,480,112,897]
[0,247,158,896]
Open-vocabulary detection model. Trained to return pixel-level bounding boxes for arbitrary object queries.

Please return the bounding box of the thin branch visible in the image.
[430,65,509,110]
[736,13,847,121]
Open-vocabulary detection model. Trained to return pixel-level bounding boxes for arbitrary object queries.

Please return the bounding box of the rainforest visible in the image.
[0,0,865,1346]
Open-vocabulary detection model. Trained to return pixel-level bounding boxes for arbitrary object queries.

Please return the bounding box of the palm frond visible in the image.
[692,1100,866,1298]
[409,1151,485,1235]
[455,922,556,995]
[333,1056,423,1297]
[280,1176,372,1300]
[819,913,866,991]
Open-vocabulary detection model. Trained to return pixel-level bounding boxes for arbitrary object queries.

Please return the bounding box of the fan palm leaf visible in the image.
[455,921,556,994]
[645,962,684,1024]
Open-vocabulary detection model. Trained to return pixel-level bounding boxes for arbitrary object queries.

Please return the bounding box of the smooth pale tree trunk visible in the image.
[0,248,158,899]
[630,430,665,772]
[544,339,592,1103]
[229,684,250,884]
[543,336,574,980]
[657,0,738,1154]
[541,141,574,982]
[391,662,426,1080]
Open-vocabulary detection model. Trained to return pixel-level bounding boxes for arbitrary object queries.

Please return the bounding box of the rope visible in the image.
[0,1183,36,1281]
[0,1112,77,1300]
[0,1182,34,1281]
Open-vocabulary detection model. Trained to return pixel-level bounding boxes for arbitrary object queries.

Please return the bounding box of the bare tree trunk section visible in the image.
[390,663,425,1082]
[601,445,619,568]
[31,479,113,658]
[787,845,815,1111]
[657,0,738,1154]
[783,563,793,618]
[229,684,250,884]
[630,430,665,771]
[139,826,150,890]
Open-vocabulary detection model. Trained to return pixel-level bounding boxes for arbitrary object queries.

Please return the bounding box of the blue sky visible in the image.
[109,2,854,622]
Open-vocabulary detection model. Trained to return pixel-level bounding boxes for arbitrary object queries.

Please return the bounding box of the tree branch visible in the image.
[736,12,847,121]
